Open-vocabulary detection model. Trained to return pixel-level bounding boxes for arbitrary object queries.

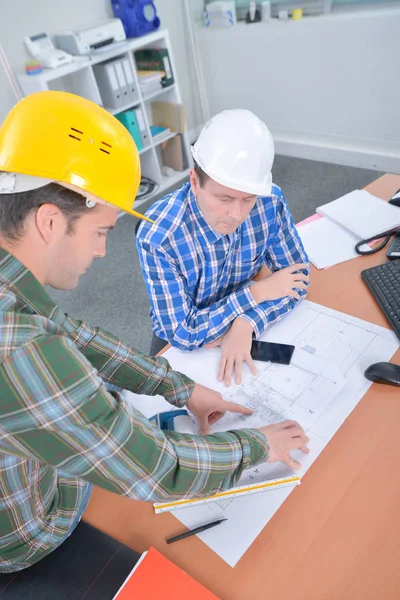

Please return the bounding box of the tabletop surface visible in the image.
[84,174,400,600]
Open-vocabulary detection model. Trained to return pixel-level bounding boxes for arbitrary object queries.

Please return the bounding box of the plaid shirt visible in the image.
[0,249,268,573]
[136,182,309,350]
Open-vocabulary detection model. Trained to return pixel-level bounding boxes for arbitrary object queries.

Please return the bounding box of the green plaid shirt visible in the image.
[0,249,269,572]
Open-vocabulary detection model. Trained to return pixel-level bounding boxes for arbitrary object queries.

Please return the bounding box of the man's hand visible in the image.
[205,318,256,386]
[213,318,257,387]
[251,263,310,304]
[259,420,310,470]
[187,383,253,434]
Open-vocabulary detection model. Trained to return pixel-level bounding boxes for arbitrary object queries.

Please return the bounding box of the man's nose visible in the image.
[95,239,107,258]
[228,200,242,221]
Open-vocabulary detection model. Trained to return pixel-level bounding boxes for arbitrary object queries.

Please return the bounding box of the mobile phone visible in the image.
[250,340,295,365]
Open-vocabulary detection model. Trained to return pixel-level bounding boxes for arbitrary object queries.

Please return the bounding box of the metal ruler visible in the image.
[153,475,301,514]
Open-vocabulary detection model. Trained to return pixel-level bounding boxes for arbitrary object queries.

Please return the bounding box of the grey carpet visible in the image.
[48,156,384,354]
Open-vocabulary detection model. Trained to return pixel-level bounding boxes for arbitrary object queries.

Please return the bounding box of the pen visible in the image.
[166,517,228,544]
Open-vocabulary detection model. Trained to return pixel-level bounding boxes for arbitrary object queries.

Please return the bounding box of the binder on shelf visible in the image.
[115,110,144,151]
[93,61,126,109]
[134,106,149,146]
[135,47,174,87]
[151,101,185,133]
[113,547,218,599]
[121,58,138,101]
[114,60,129,103]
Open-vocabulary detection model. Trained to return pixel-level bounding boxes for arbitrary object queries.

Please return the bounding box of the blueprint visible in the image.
[123,300,399,566]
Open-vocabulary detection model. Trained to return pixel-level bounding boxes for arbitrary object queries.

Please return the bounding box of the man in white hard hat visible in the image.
[136,109,310,385]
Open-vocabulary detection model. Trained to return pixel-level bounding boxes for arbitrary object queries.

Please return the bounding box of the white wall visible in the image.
[196,8,400,172]
[2,2,398,172]
[0,0,202,134]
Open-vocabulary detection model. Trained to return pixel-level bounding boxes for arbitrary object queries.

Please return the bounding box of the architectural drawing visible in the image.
[123,301,399,566]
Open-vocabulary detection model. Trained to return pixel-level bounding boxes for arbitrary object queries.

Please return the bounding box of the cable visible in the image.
[136,176,158,200]
[355,192,400,255]
[355,228,397,256]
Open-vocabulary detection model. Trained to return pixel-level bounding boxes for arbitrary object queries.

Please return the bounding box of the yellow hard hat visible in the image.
[0,90,150,221]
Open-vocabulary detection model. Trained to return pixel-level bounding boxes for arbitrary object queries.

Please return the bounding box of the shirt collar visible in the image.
[0,247,60,320]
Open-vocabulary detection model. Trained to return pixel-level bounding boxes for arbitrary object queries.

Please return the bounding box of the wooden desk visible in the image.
[84,174,400,600]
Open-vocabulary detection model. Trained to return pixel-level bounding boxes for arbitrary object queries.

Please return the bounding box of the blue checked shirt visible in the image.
[136,182,309,350]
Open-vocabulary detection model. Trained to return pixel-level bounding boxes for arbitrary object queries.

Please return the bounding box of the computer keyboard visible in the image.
[361,261,400,340]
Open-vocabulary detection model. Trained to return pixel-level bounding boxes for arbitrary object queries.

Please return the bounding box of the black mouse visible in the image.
[364,362,400,386]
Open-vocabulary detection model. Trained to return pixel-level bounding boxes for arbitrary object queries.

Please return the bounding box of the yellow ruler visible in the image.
[153,475,301,514]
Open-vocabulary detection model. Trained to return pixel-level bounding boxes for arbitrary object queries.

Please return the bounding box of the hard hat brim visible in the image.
[0,172,53,194]
[123,207,154,223]
[0,172,153,223]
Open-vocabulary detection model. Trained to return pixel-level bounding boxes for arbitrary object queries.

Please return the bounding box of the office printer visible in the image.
[55,18,126,55]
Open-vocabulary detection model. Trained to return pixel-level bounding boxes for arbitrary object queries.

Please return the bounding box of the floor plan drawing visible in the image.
[123,300,399,566]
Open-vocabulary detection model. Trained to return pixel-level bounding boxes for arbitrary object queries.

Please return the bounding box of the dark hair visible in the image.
[0,181,89,241]
[193,160,210,188]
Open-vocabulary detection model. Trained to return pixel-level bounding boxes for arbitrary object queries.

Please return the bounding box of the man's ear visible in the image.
[35,204,65,243]
[189,168,199,196]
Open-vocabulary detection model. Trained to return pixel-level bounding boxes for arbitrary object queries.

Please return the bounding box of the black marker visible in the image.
[166,518,228,544]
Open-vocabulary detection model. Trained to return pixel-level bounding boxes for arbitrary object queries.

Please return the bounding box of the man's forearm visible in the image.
[61,313,194,406]
[241,292,307,338]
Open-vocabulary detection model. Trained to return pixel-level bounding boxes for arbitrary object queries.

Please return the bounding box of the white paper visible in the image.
[298,216,360,268]
[123,301,399,566]
[316,189,400,239]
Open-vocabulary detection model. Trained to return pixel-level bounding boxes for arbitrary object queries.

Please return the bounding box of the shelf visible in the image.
[17,31,170,83]
[126,167,191,215]
[160,168,191,191]
[18,57,91,83]
[142,84,176,103]
[17,27,193,220]
[107,99,141,116]
[151,131,178,148]
[139,145,152,155]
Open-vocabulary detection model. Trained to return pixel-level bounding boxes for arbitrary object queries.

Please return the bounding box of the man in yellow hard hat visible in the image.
[136,109,310,385]
[0,92,309,574]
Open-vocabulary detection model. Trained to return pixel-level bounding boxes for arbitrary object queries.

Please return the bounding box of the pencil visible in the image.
[166,518,228,544]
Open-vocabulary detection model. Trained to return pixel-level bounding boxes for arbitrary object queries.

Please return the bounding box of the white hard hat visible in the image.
[191,109,275,197]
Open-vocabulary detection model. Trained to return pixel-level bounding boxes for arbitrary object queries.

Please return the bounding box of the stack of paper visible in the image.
[316,190,400,239]
[297,190,400,269]
[137,70,164,95]
[298,214,359,269]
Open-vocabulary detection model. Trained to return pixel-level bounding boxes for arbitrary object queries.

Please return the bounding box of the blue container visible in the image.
[111,0,160,38]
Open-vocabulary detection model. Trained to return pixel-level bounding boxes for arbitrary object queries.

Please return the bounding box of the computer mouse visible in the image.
[364,362,400,386]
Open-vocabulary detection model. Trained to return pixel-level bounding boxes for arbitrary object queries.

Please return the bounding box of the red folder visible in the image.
[113,547,219,599]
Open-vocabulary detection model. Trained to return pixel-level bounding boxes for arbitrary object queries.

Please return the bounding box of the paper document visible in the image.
[123,301,399,566]
[298,215,360,269]
[317,190,400,239]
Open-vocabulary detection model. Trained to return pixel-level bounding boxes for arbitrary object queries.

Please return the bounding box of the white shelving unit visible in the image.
[17,30,192,211]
